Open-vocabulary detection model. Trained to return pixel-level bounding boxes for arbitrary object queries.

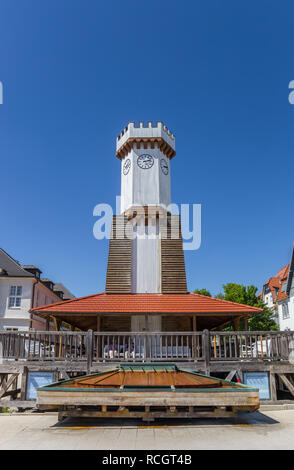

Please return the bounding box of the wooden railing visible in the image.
[209,331,294,361]
[0,330,293,366]
[93,332,203,362]
[0,331,88,362]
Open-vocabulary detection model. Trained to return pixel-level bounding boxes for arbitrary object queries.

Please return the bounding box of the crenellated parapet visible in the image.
[116,121,176,160]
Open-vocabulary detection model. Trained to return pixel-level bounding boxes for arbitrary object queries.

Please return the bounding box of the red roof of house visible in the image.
[274,264,289,279]
[263,264,290,302]
[31,292,263,314]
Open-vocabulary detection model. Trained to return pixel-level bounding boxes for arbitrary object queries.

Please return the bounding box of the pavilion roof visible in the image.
[31,292,263,315]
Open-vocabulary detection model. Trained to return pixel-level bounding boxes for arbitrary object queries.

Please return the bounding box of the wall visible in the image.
[278,277,294,330]
[0,278,62,331]
[0,278,33,330]
[101,316,131,332]
[120,144,171,214]
[132,220,161,293]
[162,316,192,332]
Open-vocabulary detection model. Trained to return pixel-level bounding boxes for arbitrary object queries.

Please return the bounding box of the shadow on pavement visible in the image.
[52,410,279,429]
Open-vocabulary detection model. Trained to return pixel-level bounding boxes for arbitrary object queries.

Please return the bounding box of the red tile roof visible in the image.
[263,265,290,302]
[274,264,289,279]
[277,279,289,302]
[31,292,263,314]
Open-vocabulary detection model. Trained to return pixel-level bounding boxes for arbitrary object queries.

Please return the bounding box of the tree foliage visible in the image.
[194,288,212,297]
[193,283,278,331]
[220,283,278,331]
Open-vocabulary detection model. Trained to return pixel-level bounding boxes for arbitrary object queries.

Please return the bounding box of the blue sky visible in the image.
[0,0,293,297]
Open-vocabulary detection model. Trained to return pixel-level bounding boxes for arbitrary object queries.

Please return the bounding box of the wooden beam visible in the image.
[0,374,18,399]
[270,372,277,401]
[225,370,237,382]
[278,374,294,397]
[233,318,240,331]
[192,316,197,361]
[53,317,60,331]
[20,367,27,401]
[60,369,70,380]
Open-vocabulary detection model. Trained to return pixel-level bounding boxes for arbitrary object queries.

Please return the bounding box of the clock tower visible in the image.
[117,121,175,215]
[106,122,187,299]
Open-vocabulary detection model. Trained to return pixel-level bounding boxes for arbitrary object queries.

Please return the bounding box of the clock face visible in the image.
[137,154,154,170]
[160,158,169,175]
[123,158,131,175]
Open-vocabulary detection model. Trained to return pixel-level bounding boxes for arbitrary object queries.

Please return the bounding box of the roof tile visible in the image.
[31,292,263,314]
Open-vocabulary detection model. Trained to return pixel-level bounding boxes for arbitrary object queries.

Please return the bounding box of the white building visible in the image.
[0,248,74,331]
[277,245,294,330]
[259,264,289,325]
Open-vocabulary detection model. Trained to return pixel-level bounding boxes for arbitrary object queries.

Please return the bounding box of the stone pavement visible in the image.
[0,409,293,450]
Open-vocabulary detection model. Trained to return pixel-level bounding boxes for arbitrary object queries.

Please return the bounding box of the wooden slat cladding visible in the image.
[106,214,187,294]
[101,316,131,332]
[105,216,132,293]
[162,316,191,331]
[160,215,187,294]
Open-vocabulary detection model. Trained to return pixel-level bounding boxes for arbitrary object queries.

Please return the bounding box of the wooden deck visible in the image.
[1,329,294,406]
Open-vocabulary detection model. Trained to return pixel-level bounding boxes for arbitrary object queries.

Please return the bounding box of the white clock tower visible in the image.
[106,121,187,301]
[117,121,175,215]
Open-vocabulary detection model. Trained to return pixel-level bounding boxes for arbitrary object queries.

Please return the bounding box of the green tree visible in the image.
[215,293,225,299]
[221,283,278,331]
[194,288,212,297]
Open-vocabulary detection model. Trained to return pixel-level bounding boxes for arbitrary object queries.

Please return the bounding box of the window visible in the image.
[282,303,290,319]
[8,286,22,308]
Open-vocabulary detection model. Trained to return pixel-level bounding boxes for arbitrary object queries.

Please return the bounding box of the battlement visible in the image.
[116,121,175,153]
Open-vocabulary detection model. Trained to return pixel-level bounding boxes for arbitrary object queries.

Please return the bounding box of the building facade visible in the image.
[277,246,294,330]
[0,248,74,331]
[259,264,289,325]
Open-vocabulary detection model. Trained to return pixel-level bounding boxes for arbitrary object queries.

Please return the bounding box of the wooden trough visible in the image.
[37,364,260,421]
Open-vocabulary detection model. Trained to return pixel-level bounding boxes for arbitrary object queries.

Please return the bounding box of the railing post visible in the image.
[86,329,94,373]
[203,329,210,375]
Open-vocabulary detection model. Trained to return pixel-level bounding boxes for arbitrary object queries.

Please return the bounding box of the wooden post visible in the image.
[192,316,197,361]
[45,318,49,331]
[20,367,27,401]
[52,318,63,358]
[86,329,94,374]
[244,318,248,330]
[270,371,277,402]
[53,317,60,331]
[233,317,240,331]
[203,329,210,375]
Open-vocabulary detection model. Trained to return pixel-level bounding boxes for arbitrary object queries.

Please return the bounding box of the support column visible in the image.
[203,329,210,376]
[270,371,277,402]
[233,317,240,331]
[86,330,94,374]
[192,316,197,361]
[20,367,28,401]
[53,317,60,331]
